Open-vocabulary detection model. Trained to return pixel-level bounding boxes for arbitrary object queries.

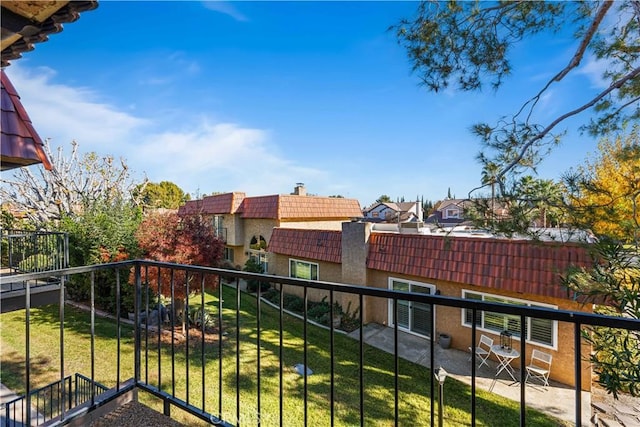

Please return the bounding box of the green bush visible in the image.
[283,294,305,313]
[243,258,270,292]
[18,253,55,271]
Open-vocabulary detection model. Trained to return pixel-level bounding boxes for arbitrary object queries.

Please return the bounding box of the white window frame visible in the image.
[388,277,436,338]
[460,290,558,350]
[289,259,319,281]
[444,208,460,219]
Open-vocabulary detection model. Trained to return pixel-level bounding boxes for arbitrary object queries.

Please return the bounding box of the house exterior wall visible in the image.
[270,254,358,311]
[364,268,591,390]
[224,213,244,246]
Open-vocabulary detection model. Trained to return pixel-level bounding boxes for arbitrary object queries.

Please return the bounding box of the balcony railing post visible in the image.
[25,274,31,426]
[59,275,66,421]
[575,322,582,426]
[134,262,142,384]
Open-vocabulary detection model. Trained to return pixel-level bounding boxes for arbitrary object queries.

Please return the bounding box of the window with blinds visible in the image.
[461,290,556,348]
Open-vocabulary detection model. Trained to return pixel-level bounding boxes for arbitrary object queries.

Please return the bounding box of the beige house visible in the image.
[268,221,594,390]
[178,185,362,269]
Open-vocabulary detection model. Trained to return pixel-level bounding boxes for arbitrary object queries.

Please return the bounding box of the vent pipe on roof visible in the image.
[293,183,306,196]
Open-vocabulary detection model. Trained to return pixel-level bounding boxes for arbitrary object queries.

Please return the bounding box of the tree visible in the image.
[566,127,640,246]
[61,198,143,311]
[518,176,565,228]
[0,140,146,226]
[134,181,190,210]
[394,1,639,192]
[376,194,392,203]
[394,1,640,396]
[562,240,640,398]
[136,212,224,331]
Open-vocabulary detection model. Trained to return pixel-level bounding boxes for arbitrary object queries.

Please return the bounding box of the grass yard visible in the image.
[0,285,567,426]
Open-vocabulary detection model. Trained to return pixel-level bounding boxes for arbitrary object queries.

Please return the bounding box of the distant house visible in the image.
[426,198,509,228]
[363,201,423,223]
[425,198,469,227]
[268,222,594,390]
[178,184,362,270]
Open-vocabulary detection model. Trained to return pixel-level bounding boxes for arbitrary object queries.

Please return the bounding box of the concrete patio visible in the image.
[349,323,592,426]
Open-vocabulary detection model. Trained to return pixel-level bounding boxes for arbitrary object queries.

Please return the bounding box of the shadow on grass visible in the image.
[2,286,568,426]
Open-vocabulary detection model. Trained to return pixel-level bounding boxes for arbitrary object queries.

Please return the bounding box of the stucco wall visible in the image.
[365,269,591,390]
[270,254,361,318]
[224,214,244,246]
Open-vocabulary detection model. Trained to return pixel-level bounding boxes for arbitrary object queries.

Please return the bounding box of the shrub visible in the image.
[243,258,270,292]
[188,305,216,329]
[18,253,55,272]
[283,294,305,313]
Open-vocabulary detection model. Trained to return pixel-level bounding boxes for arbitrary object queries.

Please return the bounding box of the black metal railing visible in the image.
[0,230,68,292]
[1,261,638,426]
[3,373,108,426]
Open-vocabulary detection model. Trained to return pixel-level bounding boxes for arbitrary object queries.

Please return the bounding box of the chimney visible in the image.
[293,183,306,196]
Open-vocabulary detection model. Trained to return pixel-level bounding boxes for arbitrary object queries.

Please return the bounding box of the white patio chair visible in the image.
[525,349,552,387]
[468,334,493,368]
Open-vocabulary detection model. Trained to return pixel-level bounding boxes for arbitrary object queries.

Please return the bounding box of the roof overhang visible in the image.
[1,1,98,67]
[1,1,97,171]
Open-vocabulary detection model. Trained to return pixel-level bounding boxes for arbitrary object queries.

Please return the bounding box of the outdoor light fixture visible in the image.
[500,330,513,351]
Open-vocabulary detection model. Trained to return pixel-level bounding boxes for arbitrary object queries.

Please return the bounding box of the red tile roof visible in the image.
[268,228,342,263]
[177,199,203,215]
[181,193,362,220]
[240,195,362,220]
[367,233,592,299]
[240,195,280,218]
[178,192,245,215]
[202,192,245,214]
[1,70,52,170]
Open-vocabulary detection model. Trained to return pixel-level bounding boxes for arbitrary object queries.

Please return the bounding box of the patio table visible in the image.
[491,344,520,382]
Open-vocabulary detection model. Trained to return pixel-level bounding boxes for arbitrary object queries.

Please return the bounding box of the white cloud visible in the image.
[576,55,609,90]
[132,120,327,196]
[202,1,248,22]
[4,65,148,150]
[5,64,326,197]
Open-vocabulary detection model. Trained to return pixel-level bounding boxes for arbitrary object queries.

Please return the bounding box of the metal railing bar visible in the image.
[279,283,284,427]
[116,269,121,392]
[520,313,526,426]
[7,262,638,331]
[170,269,176,398]
[134,263,141,385]
[158,267,163,395]
[257,276,262,426]
[235,276,240,427]
[432,306,438,427]
[393,298,399,426]
[185,270,190,406]
[25,277,31,427]
[575,322,582,426]
[59,274,66,422]
[144,265,150,386]
[359,293,364,427]
[201,273,206,412]
[218,278,225,419]
[303,286,308,427]
[90,271,96,407]
[329,290,335,427]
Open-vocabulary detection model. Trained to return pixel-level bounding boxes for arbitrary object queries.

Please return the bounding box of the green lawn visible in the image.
[0,286,567,426]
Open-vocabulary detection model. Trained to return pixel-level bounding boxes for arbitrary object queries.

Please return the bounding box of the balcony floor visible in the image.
[89,401,183,427]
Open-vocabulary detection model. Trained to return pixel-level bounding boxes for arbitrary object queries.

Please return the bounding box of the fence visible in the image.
[2,261,638,426]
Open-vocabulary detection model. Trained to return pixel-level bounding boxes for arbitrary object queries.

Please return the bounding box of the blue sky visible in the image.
[5,1,608,207]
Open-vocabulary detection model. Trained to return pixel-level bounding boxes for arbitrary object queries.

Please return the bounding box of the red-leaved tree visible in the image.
[135,211,224,330]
